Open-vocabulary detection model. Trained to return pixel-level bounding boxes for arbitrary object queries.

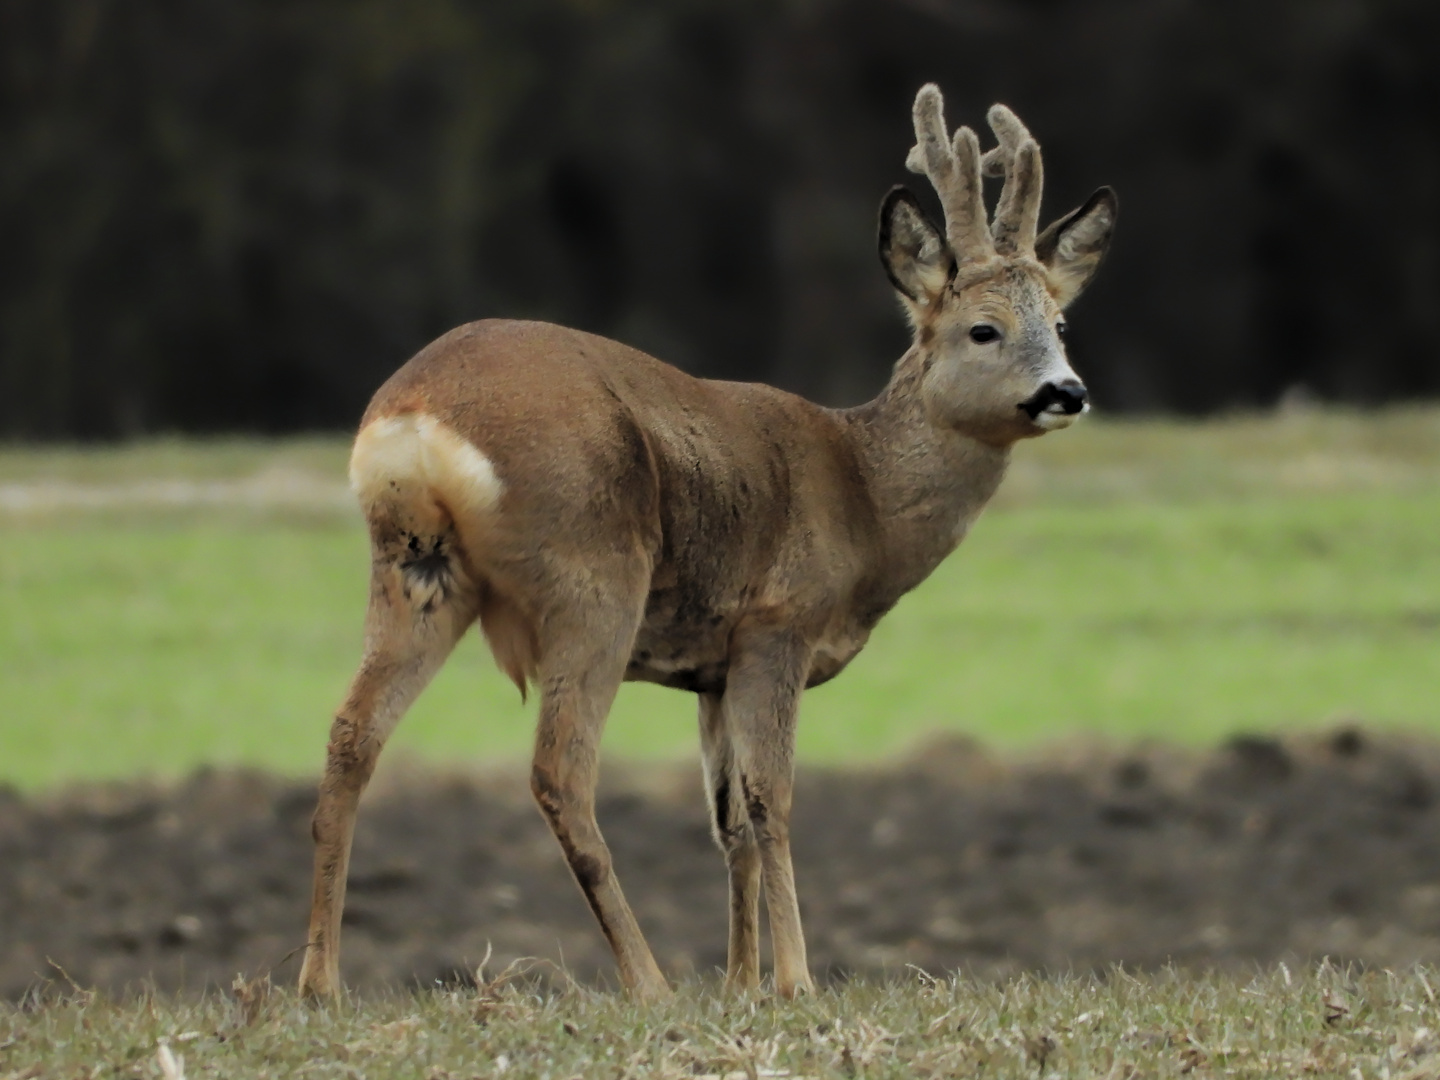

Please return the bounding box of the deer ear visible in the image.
[1035,186,1117,308]
[879,186,955,310]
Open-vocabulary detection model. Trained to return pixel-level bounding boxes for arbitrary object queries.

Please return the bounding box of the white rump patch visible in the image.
[349,414,503,518]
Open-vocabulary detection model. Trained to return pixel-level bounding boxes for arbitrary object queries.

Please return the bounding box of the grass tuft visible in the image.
[3,964,1439,1077]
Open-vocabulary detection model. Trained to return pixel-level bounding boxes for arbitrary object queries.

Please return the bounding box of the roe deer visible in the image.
[298,84,1116,1001]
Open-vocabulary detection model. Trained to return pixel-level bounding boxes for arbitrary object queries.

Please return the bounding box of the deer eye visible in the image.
[1055,321,1069,338]
[969,324,1000,344]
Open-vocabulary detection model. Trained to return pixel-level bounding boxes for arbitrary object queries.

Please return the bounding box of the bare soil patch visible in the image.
[4,729,1440,999]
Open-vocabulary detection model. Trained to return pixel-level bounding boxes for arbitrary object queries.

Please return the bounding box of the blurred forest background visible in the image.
[1,0,1436,439]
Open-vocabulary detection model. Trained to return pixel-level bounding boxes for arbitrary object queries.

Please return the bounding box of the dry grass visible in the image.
[3,963,1438,1078]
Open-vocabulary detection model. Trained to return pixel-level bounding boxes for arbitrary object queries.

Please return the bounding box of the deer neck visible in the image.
[843,348,1011,601]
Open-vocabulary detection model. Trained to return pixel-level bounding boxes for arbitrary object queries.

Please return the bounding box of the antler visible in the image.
[905,87,1045,261]
[905,84,992,264]
[983,104,1043,256]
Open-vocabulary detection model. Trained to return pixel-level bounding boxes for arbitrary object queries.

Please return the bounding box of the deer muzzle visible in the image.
[1019,379,1088,429]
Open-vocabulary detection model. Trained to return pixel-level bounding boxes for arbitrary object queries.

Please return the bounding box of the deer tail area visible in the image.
[349,412,538,700]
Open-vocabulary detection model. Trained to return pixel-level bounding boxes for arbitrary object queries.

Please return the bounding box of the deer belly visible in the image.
[806,631,869,688]
[624,626,729,693]
[624,618,870,694]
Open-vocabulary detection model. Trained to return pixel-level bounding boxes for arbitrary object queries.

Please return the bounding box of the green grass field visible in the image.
[2,407,1439,790]
[2,965,1434,1078]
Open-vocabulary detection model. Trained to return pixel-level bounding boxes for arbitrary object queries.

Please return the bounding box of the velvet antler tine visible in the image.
[947,126,990,258]
[986,104,1034,153]
[986,104,1044,256]
[980,146,1007,179]
[1014,141,1044,253]
[992,140,1043,255]
[906,84,993,263]
[906,84,950,177]
[982,104,1031,178]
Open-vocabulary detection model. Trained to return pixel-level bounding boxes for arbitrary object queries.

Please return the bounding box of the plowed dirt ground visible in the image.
[5,729,1440,999]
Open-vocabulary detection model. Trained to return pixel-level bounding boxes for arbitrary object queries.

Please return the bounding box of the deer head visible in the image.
[879,85,1117,446]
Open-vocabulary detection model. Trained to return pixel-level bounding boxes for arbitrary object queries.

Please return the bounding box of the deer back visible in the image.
[352,318,884,694]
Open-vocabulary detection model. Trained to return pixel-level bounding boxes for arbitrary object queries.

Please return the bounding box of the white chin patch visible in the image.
[1034,402,1089,431]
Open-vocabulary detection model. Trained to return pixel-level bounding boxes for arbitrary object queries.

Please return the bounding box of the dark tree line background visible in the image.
[1,0,1437,438]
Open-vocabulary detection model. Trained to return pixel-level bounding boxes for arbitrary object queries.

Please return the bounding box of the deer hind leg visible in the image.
[699,692,762,991]
[527,568,669,1000]
[723,623,815,998]
[298,510,478,1000]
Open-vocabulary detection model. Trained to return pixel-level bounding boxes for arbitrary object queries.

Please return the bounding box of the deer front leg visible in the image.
[723,624,815,999]
[699,692,762,991]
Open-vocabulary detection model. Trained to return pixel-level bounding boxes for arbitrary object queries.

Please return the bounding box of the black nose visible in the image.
[1019,379,1088,419]
[1051,379,1087,414]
